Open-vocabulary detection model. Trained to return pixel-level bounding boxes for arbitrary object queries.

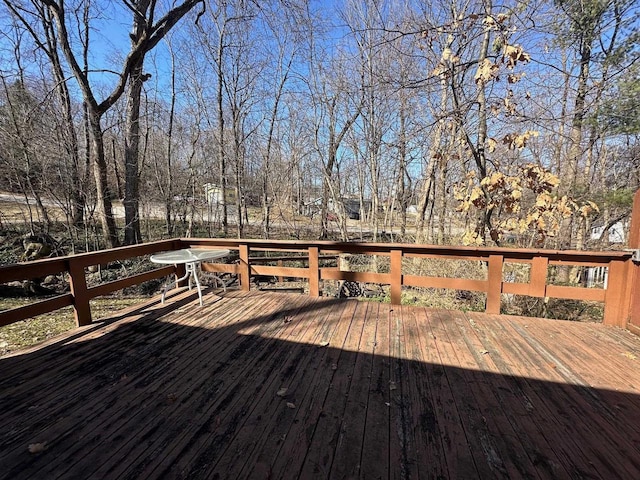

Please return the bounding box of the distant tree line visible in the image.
[0,0,638,249]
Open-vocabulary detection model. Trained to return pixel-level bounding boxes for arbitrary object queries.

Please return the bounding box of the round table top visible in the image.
[150,248,230,264]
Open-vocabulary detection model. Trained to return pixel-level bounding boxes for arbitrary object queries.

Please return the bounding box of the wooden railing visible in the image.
[0,239,180,328]
[627,189,640,335]
[1,236,638,330]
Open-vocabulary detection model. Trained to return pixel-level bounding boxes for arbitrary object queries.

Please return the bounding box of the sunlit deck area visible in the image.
[2,288,640,479]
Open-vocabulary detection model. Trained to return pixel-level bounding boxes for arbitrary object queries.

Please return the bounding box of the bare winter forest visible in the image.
[0,0,639,252]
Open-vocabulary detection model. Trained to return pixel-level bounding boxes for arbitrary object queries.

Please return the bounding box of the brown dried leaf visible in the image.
[502,130,539,150]
[462,231,483,246]
[507,73,522,84]
[482,16,497,30]
[504,44,531,69]
[28,442,48,454]
[431,64,448,78]
[474,58,499,84]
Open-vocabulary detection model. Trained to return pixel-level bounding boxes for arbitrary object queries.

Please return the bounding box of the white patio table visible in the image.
[150,248,230,306]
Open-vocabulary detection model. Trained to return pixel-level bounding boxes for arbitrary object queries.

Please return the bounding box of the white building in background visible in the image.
[590,221,627,244]
[204,183,236,206]
[586,266,608,288]
[204,183,223,205]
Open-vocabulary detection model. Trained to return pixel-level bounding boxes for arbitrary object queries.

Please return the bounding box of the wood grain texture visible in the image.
[1,291,640,479]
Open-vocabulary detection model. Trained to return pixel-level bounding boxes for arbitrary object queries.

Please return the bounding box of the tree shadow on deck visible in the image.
[0,291,639,480]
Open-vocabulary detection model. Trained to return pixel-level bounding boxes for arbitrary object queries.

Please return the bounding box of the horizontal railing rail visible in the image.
[0,239,181,327]
[1,237,637,329]
[185,238,634,327]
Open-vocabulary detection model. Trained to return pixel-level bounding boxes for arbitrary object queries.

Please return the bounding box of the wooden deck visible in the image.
[1,289,640,479]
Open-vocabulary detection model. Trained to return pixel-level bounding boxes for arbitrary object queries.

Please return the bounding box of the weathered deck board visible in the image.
[398,304,453,479]
[470,312,640,477]
[328,301,374,478]
[359,302,391,480]
[1,290,640,479]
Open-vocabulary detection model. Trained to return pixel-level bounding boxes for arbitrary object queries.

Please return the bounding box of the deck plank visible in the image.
[438,309,546,479]
[240,299,362,479]
[502,319,640,476]
[512,318,640,409]
[328,301,375,479]
[14,292,283,479]
[471,312,640,478]
[389,303,413,480]
[1,291,640,479]
[0,288,206,427]
[121,293,316,480]
[469,314,595,478]
[265,299,359,479]
[296,299,367,477]
[452,313,569,478]
[0,291,223,477]
[359,302,391,480]
[207,295,350,478]
[396,304,449,480]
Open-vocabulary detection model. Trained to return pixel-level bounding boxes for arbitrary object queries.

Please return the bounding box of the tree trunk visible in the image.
[45,18,84,227]
[123,60,144,245]
[88,110,119,248]
[216,31,228,236]
[416,25,454,243]
[397,102,408,237]
[320,117,338,240]
[233,123,244,238]
[473,0,493,243]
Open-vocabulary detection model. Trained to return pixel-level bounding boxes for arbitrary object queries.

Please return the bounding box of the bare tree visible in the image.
[3,0,203,247]
[0,74,51,230]
[192,0,260,237]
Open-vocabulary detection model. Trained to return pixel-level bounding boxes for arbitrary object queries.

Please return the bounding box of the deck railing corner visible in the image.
[624,189,640,333]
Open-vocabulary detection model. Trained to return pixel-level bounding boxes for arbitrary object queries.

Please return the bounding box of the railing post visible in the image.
[529,256,548,297]
[309,246,320,297]
[68,258,92,326]
[625,189,640,331]
[173,239,188,287]
[604,259,628,327]
[277,260,284,283]
[486,255,503,314]
[628,262,640,332]
[390,249,402,305]
[239,244,251,292]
